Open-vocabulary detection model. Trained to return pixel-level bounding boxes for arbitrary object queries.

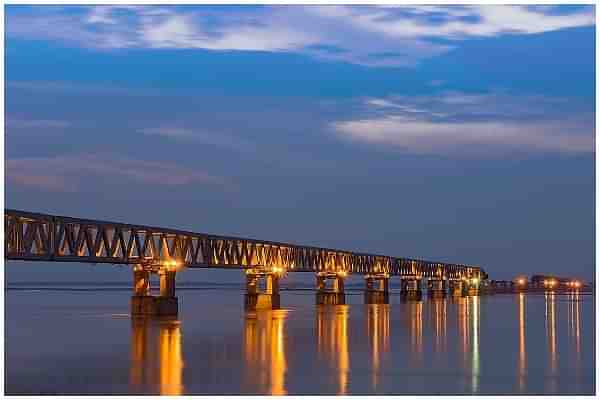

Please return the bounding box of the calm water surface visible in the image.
[5,286,595,395]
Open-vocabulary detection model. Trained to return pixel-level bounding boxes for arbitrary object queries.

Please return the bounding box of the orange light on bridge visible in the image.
[517,279,526,285]
[162,259,180,271]
[271,266,287,276]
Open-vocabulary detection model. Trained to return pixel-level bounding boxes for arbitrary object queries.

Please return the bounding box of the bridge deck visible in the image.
[5,209,482,279]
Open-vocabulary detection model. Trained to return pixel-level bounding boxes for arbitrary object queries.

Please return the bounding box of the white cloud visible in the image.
[332,93,594,154]
[5,5,594,66]
[307,5,594,40]
[86,6,118,25]
[6,154,228,191]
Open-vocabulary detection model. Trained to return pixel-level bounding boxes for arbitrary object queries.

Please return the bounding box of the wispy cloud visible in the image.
[6,117,71,129]
[140,126,252,152]
[6,154,229,191]
[6,80,156,96]
[6,5,594,66]
[331,92,595,154]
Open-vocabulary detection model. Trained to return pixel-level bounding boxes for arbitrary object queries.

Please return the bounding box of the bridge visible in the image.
[5,209,485,315]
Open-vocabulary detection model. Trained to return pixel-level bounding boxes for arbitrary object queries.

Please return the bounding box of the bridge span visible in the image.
[5,209,485,315]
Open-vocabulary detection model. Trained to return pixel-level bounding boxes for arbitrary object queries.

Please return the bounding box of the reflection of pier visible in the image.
[454,296,479,393]
[545,292,558,393]
[517,293,526,392]
[366,304,390,389]
[567,292,582,391]
[316,305,350,395]
[471,296,480,393]
[456,297,469,371]
[130,317,183,395]
[429,298,447,355]
[402,301,423,366]
[568,292,581,358]
[243,310,288,395]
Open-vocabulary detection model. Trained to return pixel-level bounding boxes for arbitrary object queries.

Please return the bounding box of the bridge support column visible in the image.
[364,273,389,304]
[131,265,179,317]
[449,279,466,297]
[133,267,150,296]
[400,277,422,301]
[245,270,281,311]
[316,272,346,305]
[466,277,481,296]
[427,278,446,299]
[480,279,494,295]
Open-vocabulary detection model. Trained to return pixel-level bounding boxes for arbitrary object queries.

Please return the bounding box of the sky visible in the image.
[4,5,596,283]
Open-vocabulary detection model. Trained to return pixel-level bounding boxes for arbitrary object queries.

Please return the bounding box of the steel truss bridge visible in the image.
[5,209,483,279]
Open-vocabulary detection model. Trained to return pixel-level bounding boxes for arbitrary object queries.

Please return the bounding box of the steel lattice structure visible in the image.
[5,209,482,279]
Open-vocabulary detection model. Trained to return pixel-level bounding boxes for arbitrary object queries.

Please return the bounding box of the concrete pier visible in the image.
[131,296,179,316]
[316,272,346,305]
[364,273,389,304]
[480,280,496,295]
[466,277,481,296]
[448,280,466,297]
[245,269,281,310]
[427,278,446,299]
[131,265,179,317]
[400,277,422,301]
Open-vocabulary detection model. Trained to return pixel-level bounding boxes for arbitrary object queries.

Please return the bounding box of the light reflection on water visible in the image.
[243,309,288,395]
[316,305,350,394]
[518,292,526,392]
[5,290,595,395]
[404,300,423,366]
[366,304,389,391]
[545,292,558,392]
[129,317,183,395]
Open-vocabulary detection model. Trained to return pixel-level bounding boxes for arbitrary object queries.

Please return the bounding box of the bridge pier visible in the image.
[480,279,495,295]
[316,272,346,305]
[448,279,466,297]
[131,265,179,317]
[427,278,446,299]
[364,273,389,304]
[245,269,281,310]
[466,277,481,296]
[400,276,422,301]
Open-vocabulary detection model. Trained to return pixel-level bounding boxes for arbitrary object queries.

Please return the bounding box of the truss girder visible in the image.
[5,209,481,278]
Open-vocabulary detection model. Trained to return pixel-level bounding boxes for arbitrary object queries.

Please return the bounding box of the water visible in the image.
[5,285,595,395]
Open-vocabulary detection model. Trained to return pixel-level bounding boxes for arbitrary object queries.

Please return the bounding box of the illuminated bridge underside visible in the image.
[5,209,482,279]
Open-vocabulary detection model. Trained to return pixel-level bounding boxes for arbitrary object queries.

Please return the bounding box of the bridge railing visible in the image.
[5,209,481,278]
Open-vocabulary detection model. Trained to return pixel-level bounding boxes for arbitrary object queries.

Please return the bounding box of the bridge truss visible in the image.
[5,209,482,279]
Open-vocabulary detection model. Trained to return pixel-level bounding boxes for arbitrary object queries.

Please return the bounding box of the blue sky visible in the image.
[5,5,596,282]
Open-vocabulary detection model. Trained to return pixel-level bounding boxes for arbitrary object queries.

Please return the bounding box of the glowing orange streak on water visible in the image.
[338,306,349,395]
[518,293,526,392]
[367,304,390,390]
[316,305,350,395]
[243,311,288,395]
[471,296,479,393]
[545,292,557,392]
[159,323,183,395]
[270,312,287,395]
[130,319,183,395]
